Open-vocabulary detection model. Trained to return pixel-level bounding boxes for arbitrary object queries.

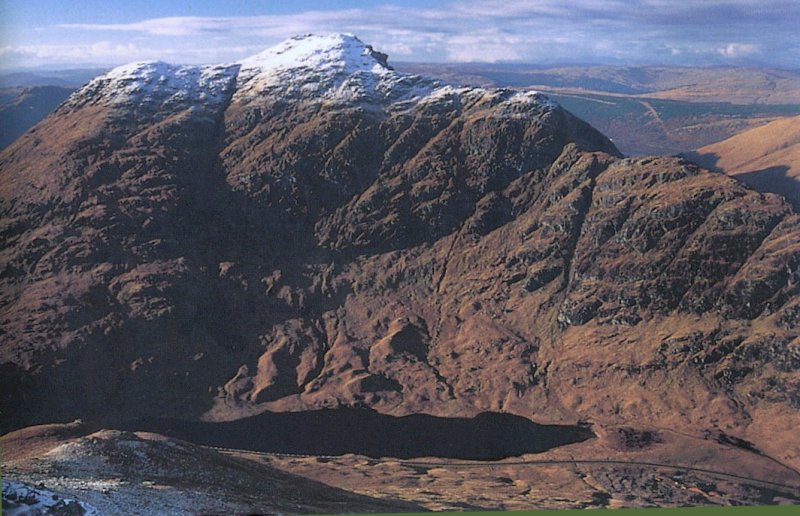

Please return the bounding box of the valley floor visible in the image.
[3,420,800,514]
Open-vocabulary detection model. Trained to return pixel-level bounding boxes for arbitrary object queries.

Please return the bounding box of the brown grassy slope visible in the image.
[683,115,800,208]
[258,425,800,510]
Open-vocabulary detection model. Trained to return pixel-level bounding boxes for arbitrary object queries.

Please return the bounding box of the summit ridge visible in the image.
[64,33,556,111]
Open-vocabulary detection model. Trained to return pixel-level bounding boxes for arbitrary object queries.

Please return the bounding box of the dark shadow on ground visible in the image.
[734,165,799,211]
[680,151,721,172]
[110,408,594,460]
[681,152,798,211]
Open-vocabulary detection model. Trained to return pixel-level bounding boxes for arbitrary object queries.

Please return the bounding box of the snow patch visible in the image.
[234,33,442,106]
[510,90,559,108]
[2,480,102,516]
[239,33,390,77]
[70,61,238,110]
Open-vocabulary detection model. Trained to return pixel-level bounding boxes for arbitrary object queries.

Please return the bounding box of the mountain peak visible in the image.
[239,33,392,74]
[233,33,438,105]
[66,33,557,114]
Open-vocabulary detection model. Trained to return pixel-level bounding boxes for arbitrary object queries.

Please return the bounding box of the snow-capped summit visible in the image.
[239,33,391,76]
[66,33,557,114]
[233,33,437,105]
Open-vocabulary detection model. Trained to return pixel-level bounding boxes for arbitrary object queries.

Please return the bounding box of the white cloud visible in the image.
[0,41,265,68]
[6,42,145,61]
[718,43,761,58]
[446,43,522,63]
[4,1,797,69]
[444,30,527,62]
[58,9,408,37]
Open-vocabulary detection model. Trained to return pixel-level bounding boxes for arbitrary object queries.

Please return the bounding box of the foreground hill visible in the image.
[1,33,799,487]
[4,419,799,512]
[683,115,800,209]
[1,421,420,514]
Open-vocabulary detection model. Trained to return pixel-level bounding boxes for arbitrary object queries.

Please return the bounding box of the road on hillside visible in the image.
[203,445,800,495]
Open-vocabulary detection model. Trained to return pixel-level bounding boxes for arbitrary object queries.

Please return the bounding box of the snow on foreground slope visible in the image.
[2,481,101,516]
[1,427,421,515]
[66,33,556,111]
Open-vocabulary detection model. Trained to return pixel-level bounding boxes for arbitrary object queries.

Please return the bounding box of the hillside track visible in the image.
[203,445,800,495]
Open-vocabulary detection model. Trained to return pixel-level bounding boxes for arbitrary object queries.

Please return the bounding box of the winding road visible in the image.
[203,445,800,495]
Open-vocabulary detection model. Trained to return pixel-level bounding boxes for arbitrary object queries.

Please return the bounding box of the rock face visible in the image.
[1,34,799,469]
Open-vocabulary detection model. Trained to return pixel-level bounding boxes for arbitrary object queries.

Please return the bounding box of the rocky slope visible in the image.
[683,115,800,209]
[1,34,799,477]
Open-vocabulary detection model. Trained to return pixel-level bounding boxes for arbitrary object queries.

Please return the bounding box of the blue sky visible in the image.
[2,0,798,70]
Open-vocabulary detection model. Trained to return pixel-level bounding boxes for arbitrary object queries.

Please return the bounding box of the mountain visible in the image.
[0,71,108,150]
[2,34,800,506]
[682,115,800,210]
[0,86,75,149]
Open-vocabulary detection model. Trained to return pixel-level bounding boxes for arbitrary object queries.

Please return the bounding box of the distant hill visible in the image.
[682,115,800,209]
[0,69,105,149]
[396,64,800,104]
[0,68,105,88]
[0,86,75,149]
[542,92,799,156]
[397,63,800,156]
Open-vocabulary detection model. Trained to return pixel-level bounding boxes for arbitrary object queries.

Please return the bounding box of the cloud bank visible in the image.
[3,0,798,69]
